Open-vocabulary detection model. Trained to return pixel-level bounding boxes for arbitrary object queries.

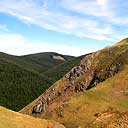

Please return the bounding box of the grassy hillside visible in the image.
[0,106,65,128]
[47,66,128,128]
[91,111,128,128]
[21,66,128,128]
[21,38,128,128]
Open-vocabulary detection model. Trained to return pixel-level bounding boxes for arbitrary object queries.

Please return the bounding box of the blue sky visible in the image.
[0,0,127,56]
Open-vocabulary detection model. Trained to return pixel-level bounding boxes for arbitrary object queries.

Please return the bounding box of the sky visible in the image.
[0,0,127,56]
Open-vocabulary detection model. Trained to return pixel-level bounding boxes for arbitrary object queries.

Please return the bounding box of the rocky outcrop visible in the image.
[30,44,127,115]
[32,88,56,114]
[64,53,95,81]
[31,53,96,114]
[87,62,122,89]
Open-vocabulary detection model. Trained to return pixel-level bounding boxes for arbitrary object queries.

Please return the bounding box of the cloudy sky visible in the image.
[0,0,127,56]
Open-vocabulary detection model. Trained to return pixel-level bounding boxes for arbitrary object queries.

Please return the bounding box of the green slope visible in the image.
[21,52,75,73]
[0,52,75,74]
[0,58,52,111]
[0,52,40,73]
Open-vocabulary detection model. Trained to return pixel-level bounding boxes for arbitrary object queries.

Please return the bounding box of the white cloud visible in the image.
[97,0,107,6]
[0,0,118,42]
[61,0,110,17]
[0,0,127,43]
[61,0,128,41]
[0,33,96,56]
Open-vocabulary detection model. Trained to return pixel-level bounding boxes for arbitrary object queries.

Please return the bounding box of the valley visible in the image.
[0,52,77,111]
[0,38,128,128]
[0,1,127,127]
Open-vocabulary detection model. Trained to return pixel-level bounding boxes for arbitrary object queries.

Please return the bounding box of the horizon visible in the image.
[0,0,127,56]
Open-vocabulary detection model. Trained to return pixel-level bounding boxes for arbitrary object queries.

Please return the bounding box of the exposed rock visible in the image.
[32,98,47,114]
[32,103,43,113]
[31,46,126,115]
[64,53,95,81]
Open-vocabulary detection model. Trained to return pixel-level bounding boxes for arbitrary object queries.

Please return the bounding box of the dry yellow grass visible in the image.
[0,106,65,128]
[42,66,128,128]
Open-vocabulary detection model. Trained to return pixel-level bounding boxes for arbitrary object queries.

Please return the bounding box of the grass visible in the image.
[20,39,128,128]
[46,66,128,128]
[0,106,65,128]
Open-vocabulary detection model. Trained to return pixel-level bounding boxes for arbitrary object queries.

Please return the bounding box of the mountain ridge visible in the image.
[21,52,75,73]
[20,38,128,128]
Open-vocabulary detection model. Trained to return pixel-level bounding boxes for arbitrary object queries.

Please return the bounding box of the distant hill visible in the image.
[0,52,40,73]
[21,52,75,73]
[21,38,128,128]
[0,52,82,111]
[0,52,74,74]
[0,106,65,128]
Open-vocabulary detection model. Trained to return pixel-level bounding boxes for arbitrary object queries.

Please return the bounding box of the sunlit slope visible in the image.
[91,111,128,128]
[48,66,128,128]
[21,66,128,128]
[0,106,65,128]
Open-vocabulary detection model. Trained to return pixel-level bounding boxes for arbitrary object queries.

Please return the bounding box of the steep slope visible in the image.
[44,66,128,128]
[21,38,128,128]
[21,68,128,127]
[0,106,65,128]
[21,52,75,73]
